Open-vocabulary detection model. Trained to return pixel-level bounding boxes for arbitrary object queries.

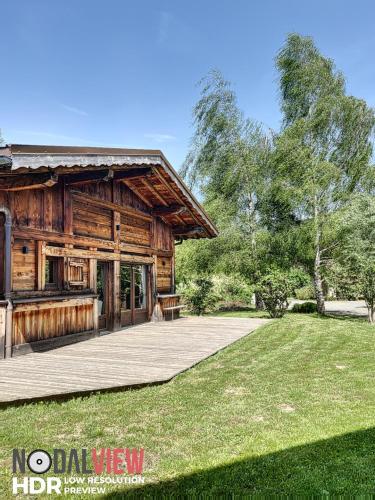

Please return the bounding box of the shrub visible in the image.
[324,262,362,300]
[211,274,253,310]
[256,270,292,318]
[179,277,217,315]
[295,285,315,300]
[288,268,311,294]
[291,301,317,313]
[361,263,375,323]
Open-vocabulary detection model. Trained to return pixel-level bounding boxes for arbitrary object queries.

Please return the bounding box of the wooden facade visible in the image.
[0,145,217,358]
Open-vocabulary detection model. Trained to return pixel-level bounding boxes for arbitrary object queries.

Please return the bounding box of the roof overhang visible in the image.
[0,144,218,239]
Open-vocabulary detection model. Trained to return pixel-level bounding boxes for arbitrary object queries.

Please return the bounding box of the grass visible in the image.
[1,313,375,497]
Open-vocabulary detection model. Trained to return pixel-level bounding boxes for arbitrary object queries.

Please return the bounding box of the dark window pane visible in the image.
[97,263,105,315]
[45,257,57,286]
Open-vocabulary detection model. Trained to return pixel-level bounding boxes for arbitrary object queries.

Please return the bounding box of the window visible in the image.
[120,265,131,310]
[120,264,147,310]
[45,257,61,290]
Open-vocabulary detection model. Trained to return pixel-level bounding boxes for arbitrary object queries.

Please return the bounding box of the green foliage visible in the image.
[295,285,315,300]
[178,36,375,318]
[212,274,253,310]
[288,268,311,294]
[256,270,292,318]
[273,34,375,313]
[179,277,217,315]
[329,195,375,315]
[361,263,375,323]
[292,301,317,313]
[324,262,362,300]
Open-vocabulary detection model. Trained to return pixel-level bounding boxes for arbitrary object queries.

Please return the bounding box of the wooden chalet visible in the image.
[0,144,218,358]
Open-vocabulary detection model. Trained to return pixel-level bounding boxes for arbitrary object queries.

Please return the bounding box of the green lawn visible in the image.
[1,313,375,497]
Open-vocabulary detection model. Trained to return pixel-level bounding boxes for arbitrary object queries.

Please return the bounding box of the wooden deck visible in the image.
[0,316,268,405]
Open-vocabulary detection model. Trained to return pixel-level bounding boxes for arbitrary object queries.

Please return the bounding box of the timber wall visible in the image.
[0,179,175,348]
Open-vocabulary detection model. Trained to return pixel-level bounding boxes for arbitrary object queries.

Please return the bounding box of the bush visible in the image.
[256,270,292,318]
[211,274,253,310]
[361,263,375,323]
[179,277,217,315]
[288,268,311,294]
[295,285,315,300]
[291,301,317,313]
[324,262,362,300]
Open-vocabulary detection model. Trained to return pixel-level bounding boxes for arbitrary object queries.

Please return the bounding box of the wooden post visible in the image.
[63,182,73,235]
[113,259,121,330]
[0,304,6,359]
[93,298,99,333]
[171,246,176,294]
[36,241,46,290]
[43,189,53,231]
[113,211,121,251]
[5,300,12,358]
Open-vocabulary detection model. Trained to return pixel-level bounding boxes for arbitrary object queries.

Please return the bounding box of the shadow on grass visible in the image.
[106,427,375,497]
[320,312,368,323]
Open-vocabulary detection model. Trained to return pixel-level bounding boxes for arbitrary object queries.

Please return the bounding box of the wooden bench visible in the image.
[162,304,185,321]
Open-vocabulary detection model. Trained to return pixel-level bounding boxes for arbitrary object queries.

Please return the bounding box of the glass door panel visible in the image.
[120,264,148,327]
[134,265,147,309]
[120,265,132,310]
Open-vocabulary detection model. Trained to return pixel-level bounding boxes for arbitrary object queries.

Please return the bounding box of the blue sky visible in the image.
[1,0,374,168]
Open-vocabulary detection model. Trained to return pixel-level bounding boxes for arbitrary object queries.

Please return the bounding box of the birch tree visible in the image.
[275,34,375,313]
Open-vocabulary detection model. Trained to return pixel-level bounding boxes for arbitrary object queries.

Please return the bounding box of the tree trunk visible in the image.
[314,244,325,314]
[255,291,265,310]
[368,302,374,324]
[314,201,325,315]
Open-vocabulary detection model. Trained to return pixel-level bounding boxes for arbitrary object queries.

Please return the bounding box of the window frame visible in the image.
[44,256,62,290]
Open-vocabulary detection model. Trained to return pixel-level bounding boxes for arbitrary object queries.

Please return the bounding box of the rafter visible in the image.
[140,177,169,206]
[151,167,209,236]
[152,204,187,216]
[172,226,206,236]
[0,173,58,191]
[122,180,153,208]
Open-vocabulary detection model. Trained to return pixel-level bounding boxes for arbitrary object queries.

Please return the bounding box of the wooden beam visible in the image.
[13,226,154,255]
[113,260,121,329]
[36,241,46,291]
[113,168,152,181]
[113,211,121,250]
[88,247,97,292]
[141,178,168,206]
[172,226,206,236]
[44,245,154,263]
[152,204,187,217]
[63,181,73,235]
[64,169,114,186]
[152,167,210,231]
[122,180,153,208]
[71,190,152,222]
[151,167,209,235]
[0,173,58,191]
[43,189,53,231]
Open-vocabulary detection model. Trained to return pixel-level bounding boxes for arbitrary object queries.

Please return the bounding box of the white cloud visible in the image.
[60,104,89,117]
[144,133,176,143]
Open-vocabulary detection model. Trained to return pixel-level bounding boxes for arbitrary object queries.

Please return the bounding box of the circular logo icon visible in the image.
[27,449,52,474]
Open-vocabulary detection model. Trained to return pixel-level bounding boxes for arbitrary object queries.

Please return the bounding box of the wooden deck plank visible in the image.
[0,317,268,404]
